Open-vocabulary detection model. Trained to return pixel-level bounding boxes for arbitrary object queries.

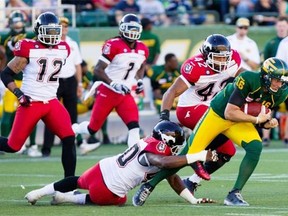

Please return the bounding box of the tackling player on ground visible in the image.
[25,121,218,206]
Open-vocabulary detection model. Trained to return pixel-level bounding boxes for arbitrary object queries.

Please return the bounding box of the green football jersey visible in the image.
[0,31,35,80]
[211,71,288,119]
[147,64,180,94]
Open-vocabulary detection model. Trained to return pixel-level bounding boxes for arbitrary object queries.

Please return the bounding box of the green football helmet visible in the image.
[261,57,288,94]
[8,10,26,35]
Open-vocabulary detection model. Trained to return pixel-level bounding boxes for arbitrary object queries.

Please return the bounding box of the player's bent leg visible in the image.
[51,191,86,205]
[61,136,77,177]
[224,140,262,206]
[0,137,18,152]
[182,178,201,195]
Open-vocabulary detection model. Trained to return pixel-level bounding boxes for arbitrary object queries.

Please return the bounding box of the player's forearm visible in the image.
[149,167,180,187]
[161,89,176,111]
[166,174,186,195]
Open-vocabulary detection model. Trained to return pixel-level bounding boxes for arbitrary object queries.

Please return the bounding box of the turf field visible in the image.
[0,141,287,216]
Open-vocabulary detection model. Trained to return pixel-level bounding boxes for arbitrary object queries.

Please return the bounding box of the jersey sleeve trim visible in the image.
[180,75,192,87]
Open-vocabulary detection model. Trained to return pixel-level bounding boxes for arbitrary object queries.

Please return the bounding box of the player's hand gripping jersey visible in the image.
[14,39,70,101]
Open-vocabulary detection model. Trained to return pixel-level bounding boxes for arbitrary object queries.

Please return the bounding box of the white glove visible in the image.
[110,81,130,94]
[135,79,144,94]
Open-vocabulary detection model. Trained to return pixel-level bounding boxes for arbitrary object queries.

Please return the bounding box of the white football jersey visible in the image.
[178,50,241,107]
[14,39,70,101]
[100,137,172,197]
[99,37,149,90]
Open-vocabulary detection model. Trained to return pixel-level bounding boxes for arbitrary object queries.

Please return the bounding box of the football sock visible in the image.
[54,192,86,204]
[54,176,79,192]
[61,136,76,177]
[189,173,201,184]
[233,140,262,190]
[41,183,55,195]
[77,121,90,134]
[127,128,140,147]
[101,119,108,137]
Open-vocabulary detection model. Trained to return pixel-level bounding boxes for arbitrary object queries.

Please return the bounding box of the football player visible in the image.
[0,12,76,178]
[0,10,40,157]
[72,13,149,151]
[133,34,242,205]
[134,57,287,206]
[25,121,218,206]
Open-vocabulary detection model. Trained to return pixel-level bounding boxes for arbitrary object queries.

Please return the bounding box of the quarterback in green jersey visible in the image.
[133,57,288,207]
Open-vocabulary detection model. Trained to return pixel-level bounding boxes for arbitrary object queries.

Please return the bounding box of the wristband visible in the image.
[13,88,24,98]
[78,82,83,87]
[179,188,199,204]
[255,117,259,124]
[160,109,170,121]
[186,151,207,164]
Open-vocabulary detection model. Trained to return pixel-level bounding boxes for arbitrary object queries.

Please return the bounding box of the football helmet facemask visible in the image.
[119,14,142,42]
[152,121,185,155]
[9,10,26,34]
[261,57,288,94]
[34,12,62,46]
[200,34,232,73]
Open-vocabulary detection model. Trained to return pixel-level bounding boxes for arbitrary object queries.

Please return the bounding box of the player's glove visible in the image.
[135,79,144,94]
[159,109,170,121]
[110,81,130,94]
[13,88,31,107]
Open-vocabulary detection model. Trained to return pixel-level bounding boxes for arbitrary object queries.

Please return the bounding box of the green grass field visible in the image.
[0,141,287,216]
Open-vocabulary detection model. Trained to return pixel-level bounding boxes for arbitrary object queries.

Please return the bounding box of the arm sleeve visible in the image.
[228,88,246,107]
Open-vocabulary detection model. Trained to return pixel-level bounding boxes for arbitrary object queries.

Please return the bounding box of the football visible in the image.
[240,102,269,117]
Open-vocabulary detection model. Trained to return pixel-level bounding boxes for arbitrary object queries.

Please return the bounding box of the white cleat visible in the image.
[27,145,42,157]
[25,189,44,205]
[72,123,79,135]
[79,142,101,155]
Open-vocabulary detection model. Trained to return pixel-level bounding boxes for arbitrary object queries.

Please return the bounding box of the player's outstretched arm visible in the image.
[166,174,216,205]
[146,149,218,169]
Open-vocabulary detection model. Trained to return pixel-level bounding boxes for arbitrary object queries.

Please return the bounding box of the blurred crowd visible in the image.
[1,1,288,159]
[4,0,288,26]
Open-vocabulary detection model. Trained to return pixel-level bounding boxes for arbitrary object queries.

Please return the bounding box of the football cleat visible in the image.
[25,189,44,205]
[27,145,42,157]
[191,161,211,180]
[132,183,154,206]
[182,178,200,195]
[72,123,79,135]
[79,142,101,155]
[224,190,249,206]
